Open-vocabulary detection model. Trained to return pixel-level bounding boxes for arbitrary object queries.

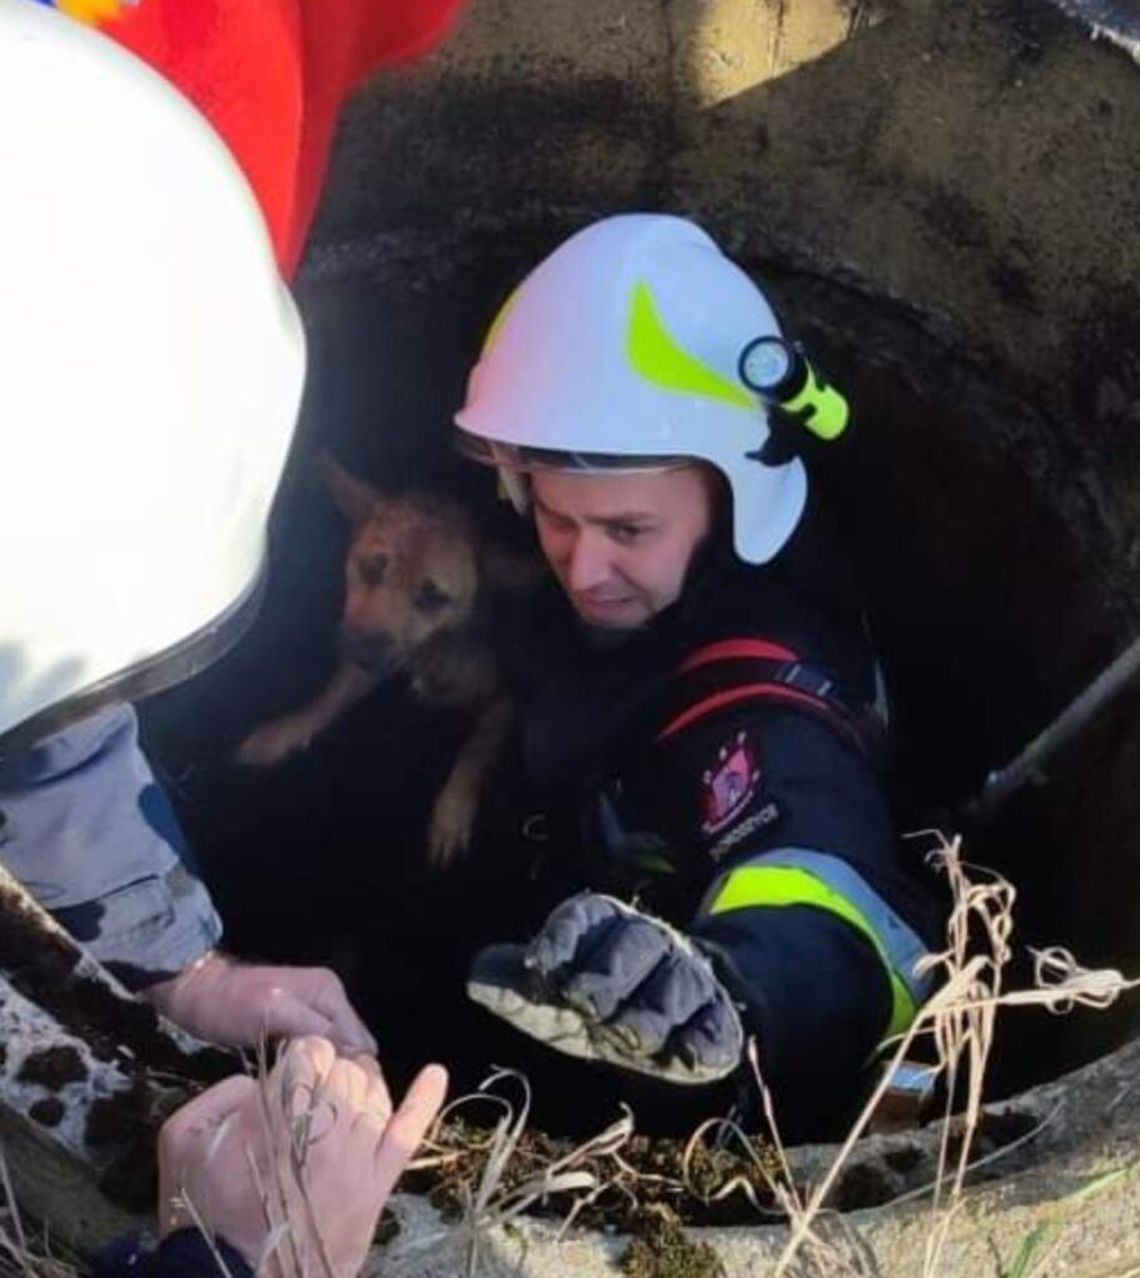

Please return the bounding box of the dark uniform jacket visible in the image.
[498,506,940,1138]
[96,1230,250,1278]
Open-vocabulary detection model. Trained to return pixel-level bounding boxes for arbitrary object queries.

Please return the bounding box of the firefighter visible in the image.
[1,6,447,1273]
[458,214,940,1139]
[0,0,377,1052]
[0,0,468,1048]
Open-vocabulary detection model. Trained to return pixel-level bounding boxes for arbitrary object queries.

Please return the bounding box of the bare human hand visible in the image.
[157,1036,448,1277]
[144,952,377,1054]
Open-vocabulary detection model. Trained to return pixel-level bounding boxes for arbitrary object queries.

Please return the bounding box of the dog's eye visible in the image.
[358,554,388,587]
[415,581,451,613]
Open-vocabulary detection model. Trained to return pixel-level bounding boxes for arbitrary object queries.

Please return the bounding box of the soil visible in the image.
[620,1205,725,1278]
[27,1098,65,1130]
[0,878,238,1214]
[86,1079,187,1214]
[403,1115,785,1232]
[17,1048,87,1090]
[0,880,231,1084]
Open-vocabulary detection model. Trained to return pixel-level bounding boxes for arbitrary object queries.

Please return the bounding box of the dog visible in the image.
[238,455,533,866]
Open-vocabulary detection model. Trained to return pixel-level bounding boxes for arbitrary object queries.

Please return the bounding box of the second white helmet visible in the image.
[455,213,807,565]
[0,1,305,744]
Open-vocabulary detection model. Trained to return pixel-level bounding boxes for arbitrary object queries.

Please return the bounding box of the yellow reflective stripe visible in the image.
[708,864,917,1039]
[628,282,755,410]
[482,286,521,356]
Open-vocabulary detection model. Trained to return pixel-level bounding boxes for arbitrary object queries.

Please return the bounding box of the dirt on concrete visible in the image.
[620,1204,725,1278]
[405,1115,784,1231]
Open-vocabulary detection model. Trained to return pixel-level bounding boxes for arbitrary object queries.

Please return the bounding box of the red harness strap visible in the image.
[656,638,876,758]
[677,639,799,671]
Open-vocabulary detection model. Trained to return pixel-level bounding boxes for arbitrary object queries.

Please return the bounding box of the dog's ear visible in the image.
[319,452,379,526]
[479,540,545,595]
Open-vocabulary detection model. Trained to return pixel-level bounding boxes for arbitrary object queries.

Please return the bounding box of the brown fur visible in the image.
[238,455,532,866]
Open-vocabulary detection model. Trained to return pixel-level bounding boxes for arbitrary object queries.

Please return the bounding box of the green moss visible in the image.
[619,1205,724,1278]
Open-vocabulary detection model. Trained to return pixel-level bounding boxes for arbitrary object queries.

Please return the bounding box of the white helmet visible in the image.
[455,213,807,565]
[0,0,305,745]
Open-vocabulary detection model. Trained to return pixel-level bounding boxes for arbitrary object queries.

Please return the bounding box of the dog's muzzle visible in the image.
[338,629,402,676]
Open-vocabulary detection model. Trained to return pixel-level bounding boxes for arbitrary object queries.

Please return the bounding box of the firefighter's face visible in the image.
[531,466,716,629]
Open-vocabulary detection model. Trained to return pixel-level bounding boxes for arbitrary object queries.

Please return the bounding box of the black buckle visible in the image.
[777,660,834,700]
[521,812,550,843]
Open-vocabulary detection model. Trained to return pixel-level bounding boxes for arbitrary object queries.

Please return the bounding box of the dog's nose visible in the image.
[338,628,398,674]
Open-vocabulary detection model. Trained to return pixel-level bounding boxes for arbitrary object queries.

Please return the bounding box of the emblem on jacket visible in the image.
[701,730,761,836]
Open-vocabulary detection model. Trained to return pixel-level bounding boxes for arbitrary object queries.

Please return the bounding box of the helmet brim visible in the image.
[454,429,690,476]
[0,564,265,759]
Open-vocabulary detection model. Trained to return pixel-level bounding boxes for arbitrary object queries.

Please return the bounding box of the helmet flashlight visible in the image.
[738,336,849,441]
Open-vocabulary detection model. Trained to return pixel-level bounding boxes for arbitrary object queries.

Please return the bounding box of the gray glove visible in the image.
[468,893,744,1085]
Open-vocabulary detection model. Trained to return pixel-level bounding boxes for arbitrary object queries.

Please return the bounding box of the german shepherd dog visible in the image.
[239,457,530,866]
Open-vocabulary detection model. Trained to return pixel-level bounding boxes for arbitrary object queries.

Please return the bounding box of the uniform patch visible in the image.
[707,802,782,862]
[701,730,761,836]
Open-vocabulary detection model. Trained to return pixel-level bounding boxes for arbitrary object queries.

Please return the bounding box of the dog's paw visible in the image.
[236,718,312,767]
[426,784,478,868]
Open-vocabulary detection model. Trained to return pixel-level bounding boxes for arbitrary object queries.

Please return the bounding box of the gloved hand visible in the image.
[157,1036,448,1277]
[143,952,377,1054]
[468,893,744,1085]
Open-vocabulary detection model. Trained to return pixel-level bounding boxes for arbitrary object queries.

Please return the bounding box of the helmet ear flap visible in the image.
[747,407,802,468]
[496,466,530,514]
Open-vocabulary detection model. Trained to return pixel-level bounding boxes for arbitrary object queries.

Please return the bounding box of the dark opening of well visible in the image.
[145,222,1140,1145]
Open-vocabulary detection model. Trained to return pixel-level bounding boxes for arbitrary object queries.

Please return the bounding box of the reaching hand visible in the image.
[144,952,377,1054]
[468,892,743,1085]
[157,1036,448,1277]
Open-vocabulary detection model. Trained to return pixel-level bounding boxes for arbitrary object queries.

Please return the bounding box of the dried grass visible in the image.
[167,1036,331,1278]
[384,1072,646,1276]
[386,834,1139,1278]
[0,834,1137,1278]
[767,833,1139,1278]
[0,1152,81,1278]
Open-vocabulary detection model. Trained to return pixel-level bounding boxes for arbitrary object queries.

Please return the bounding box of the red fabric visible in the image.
[677,639,799,675]
[656,684,844,744]
[96,0,465,277]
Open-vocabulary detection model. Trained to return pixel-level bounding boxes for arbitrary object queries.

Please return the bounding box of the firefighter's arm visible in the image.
[0,703,376,1053]
[680,708,932,1125]
[690,868,896,1119]
[467,710,931,1099]
[465,880,897,1104]
[0,703,222,990]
